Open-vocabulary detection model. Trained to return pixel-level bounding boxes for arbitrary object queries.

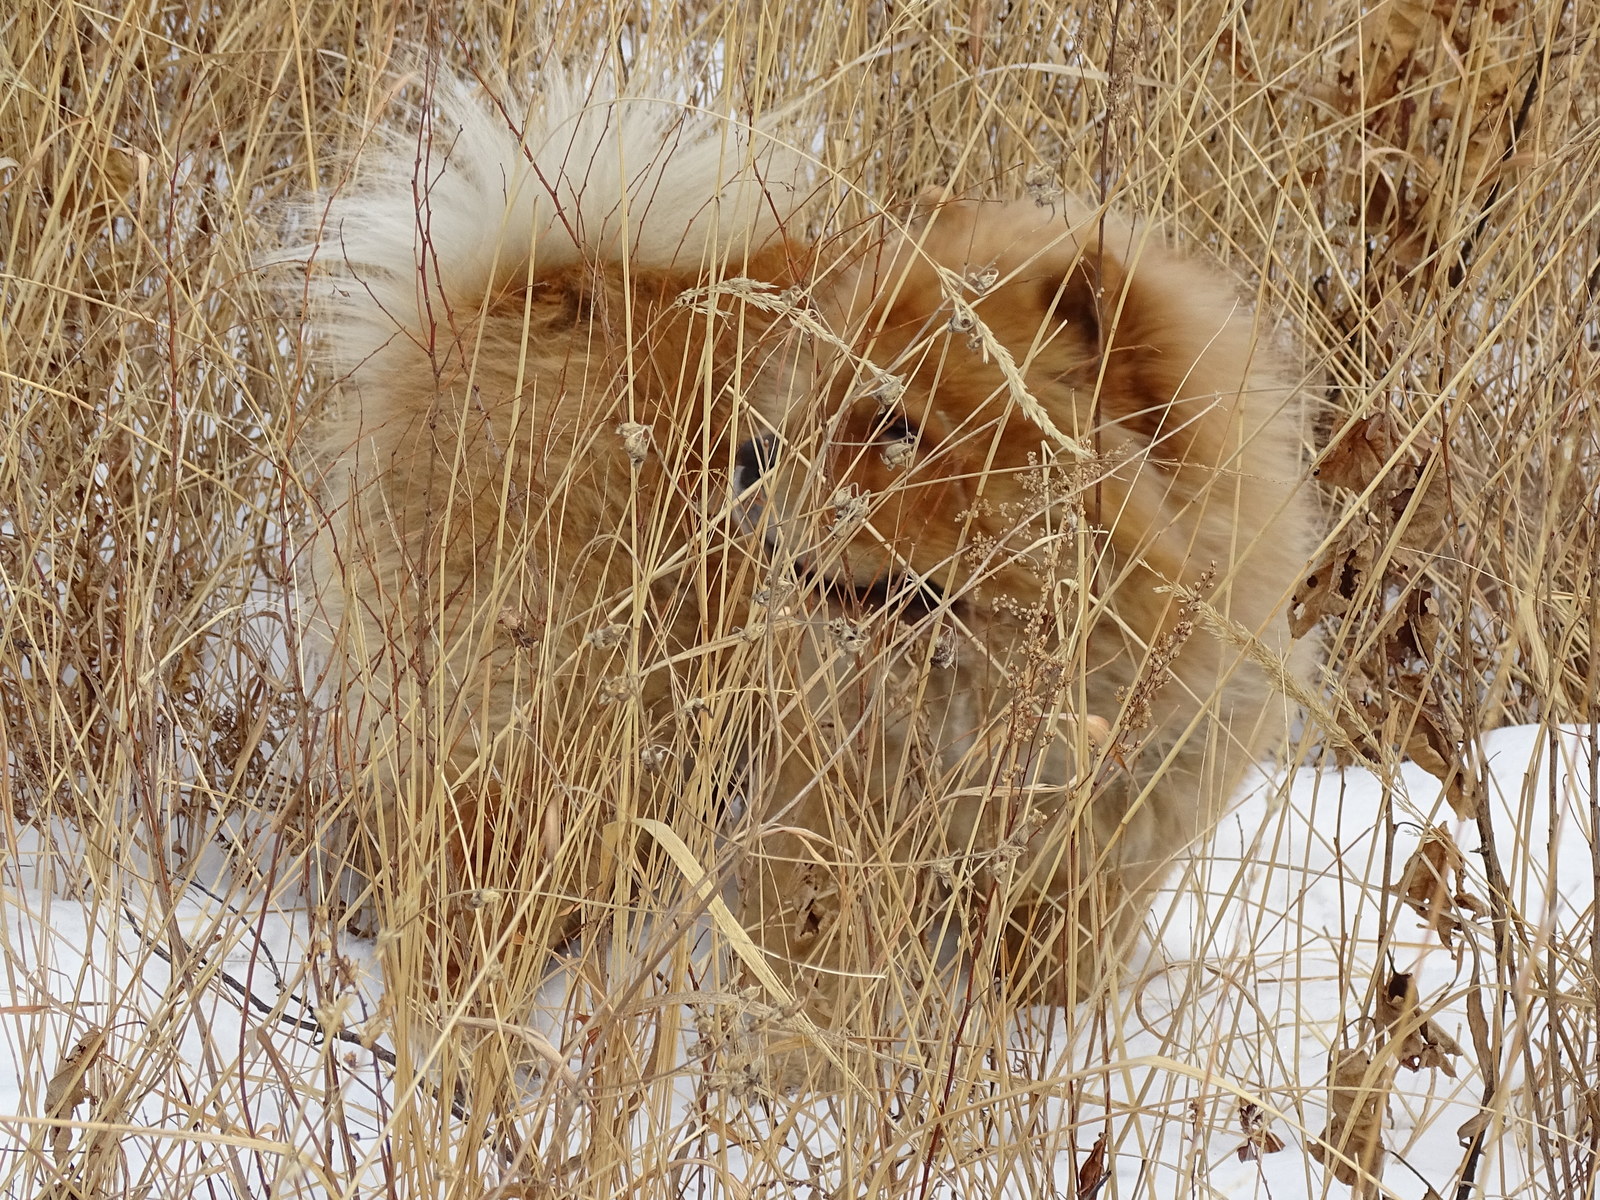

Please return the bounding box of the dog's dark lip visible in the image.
[811,567,950,624]
[734,433,951,623]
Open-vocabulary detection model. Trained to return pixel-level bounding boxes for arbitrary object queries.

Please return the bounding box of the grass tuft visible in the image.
[1,1,1596,1196]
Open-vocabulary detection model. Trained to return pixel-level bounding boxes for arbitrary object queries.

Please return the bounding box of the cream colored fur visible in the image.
[294,70,1318,1064]
[295,72,808,977]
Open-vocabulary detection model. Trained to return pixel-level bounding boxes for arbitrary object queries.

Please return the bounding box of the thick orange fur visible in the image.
[295,72,1318,1063]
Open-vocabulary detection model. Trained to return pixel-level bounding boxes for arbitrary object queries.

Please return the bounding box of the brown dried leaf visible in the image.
[1445,775,1482,821]
[1214,28,1259,83]
[1465,981,1494,1076]
[1391,459,1453,554]
[1236,1128,1287,1161]
[1291,521,1380,637]
[1372,0,1429,64]
[1394,589,1446,660]
[1390,826,1469,947]
[1404,723,1455,784]
[1235,1100,1286,1161]
[1416,826,1464,892]
[1457,1108,1492,1147]
[101,147,139,200]
[44,1029,102,1115]
[1077,1131,1109,1197]
[1311,1047,1392,1193]
[44,1027,105,1164]
[1405,713,1460,778]
[1435,54,1518,119]
[1314,412,1406,493]
[1331,669,1390,763]
[56,147,140,220]
[1377,971,1465,1075]
[1408,1017,1465,1074]
[1401,709,1478,819]
[1344,0,1433,111]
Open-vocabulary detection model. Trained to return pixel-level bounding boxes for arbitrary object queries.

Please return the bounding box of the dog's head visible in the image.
[739,198,1289,626]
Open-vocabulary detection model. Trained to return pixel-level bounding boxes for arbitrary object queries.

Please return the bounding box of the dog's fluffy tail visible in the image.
[294,70,808,384]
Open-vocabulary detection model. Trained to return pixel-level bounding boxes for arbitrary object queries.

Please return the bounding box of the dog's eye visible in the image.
[875,415,919,470]
[875,414,918,443]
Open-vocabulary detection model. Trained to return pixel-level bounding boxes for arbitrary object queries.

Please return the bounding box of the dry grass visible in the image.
[1,0,1597,1196]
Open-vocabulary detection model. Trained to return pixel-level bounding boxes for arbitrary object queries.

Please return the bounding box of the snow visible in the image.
[2,724,1593,1197]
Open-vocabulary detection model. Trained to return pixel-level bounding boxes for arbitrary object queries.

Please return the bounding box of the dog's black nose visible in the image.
[733,433,780,494]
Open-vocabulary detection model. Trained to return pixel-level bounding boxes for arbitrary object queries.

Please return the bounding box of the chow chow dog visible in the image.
[295,69,1317,1057]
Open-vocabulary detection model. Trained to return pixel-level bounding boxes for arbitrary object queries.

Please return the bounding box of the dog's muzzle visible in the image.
[734,431,948,621]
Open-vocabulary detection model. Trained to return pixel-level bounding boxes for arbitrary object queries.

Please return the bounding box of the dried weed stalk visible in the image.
[0,0,1596,1196]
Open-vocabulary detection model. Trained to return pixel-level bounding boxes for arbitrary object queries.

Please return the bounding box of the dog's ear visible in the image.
[1040,258,1104,347]
[1039,247,1134,354]
[549,266,605,325]
[498,266,599,327]
[526,263,645,330]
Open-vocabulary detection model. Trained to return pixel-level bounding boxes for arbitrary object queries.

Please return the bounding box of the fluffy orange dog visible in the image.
[297,71,1317,1047]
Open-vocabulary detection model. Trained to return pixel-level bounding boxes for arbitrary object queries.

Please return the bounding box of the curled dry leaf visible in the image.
[1402,710,1458,785]
[1291,520,1379,637]
[44,1028,103,1114]
[1213,27,1260,84]
[53,146,140,219]
[1236,1128,1288,1162]
[1394,590,1445,661]
[1076,1131,1109,1197]
[1393,825,1464,942]
[1393,692,1479,819]
[1389,460,1453,557]
[1314,412,1405,493]
[45,1027,106,1164]
[1311,1047,1392,1194]
[1235,1100,1287,1162]
[1457,1108,1493,1148]
[1335,0,1531,286]
[1390,826,1490,948]
[1377,971,1466,1076]
[1465,980,1494,1079]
